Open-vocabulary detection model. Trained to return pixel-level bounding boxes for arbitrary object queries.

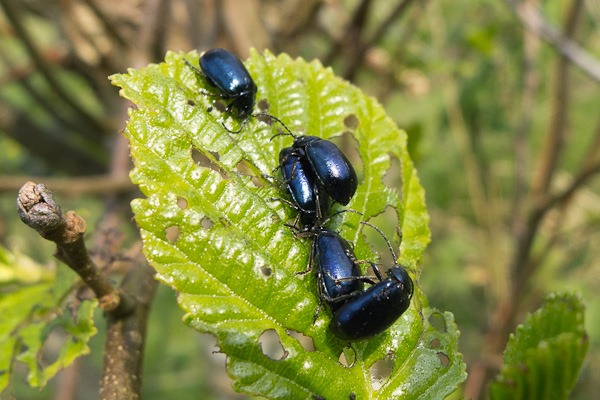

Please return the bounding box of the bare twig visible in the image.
[325,0,421,81]
[95,56,158,399]
[323,0,375,67]
[503,0,600,84]
[79,0,128,47]
[16,180,158,400]
[510,4,540,239]
[100,250,156,400]
[541,161,600,218]
[222,0,270,56]
[16,181,133,315]
[0,175,135,195]
[54,357,82,400]
[511,0,583,297]
[530,0,582,196]
[149,0,173,62]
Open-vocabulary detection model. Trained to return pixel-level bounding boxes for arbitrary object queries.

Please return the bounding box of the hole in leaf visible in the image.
[255,113,273,126]
[364,206,401,268]
[429,312,447,333]
[370,354,394,390]
[343,114,359,130]
[338,346,356,367]
[286,330,315,352]
[177,197,188,210]
[236,159,265,187]
[191,148,228,179]
[260,266,272,277]
[437,352,450,368]
[257,99,270,113]
[165,226,180,243]
[40,325,69,369]
[258,329,287,361]
[200,217,214,229]
[382,153,402,191]
[329,132,364,183]
[429,338,441,349]
[213,100,227,112]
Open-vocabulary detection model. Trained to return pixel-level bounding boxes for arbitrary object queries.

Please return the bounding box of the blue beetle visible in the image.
[292,135,358,206]
[328,222,414,341]
[279,147,330,228]
[311,227,365,312]
[275,131,358,207]
[297,220,377,318]
[329,266,413,341]
[186,48,257,132]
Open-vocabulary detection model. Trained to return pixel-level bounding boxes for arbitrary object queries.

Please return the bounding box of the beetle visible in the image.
[296,219,377,318]
[274,131,358,206]
[279,146,330,228]
[293,135,358,206]
[185,48,257,132]
[329,266,413,341]
[328,222,414,341]
[307,226,366,314]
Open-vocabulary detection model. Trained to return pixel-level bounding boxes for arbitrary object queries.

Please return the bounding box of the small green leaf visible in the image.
[111,50,466,399]
[0,246,53,285]
[490,292,588,400]
[0,246,98,393]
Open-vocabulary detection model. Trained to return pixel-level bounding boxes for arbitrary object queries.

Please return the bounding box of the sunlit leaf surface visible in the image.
[111,50,466,399]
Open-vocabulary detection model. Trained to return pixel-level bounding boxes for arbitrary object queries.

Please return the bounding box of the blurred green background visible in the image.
[0,0,598,398]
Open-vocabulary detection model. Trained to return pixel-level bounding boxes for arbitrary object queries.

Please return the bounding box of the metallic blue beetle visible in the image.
[329,266,413,341]
[186,48,257,132]
[272,117,358,208]
[296,221,374,318]
[328,222,414,341]
[290,135,358,206]
[279,147,330,228]
[309,227,367,313]
[275,134,358,208]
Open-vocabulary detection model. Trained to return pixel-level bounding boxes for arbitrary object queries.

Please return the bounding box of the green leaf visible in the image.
[490,292,588,400]
[0,246,98,393]
[0,246,53,285]
[111,50,466,399]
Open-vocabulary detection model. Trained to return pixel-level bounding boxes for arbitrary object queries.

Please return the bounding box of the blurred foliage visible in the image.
[490,293,588,400]
[0,0,598,398]
[0,245,98,394]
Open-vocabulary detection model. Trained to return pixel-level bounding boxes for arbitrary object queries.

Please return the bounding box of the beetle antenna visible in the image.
[254,112,297,140]
[223,116,249,134]
[319,209,363,227]
[184,58,203,75]
[359,221,398,263]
